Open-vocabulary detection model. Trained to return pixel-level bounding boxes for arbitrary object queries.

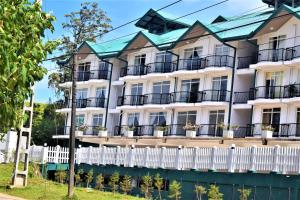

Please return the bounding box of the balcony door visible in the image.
[214,44,230,66]
[78,62,90,81]
[76,114,85,128]
[155,52,172,73]
[262,108,281,136]
[183,47,203,70]
[99,61,109,79]
[130,83,143,105]
[265,71,283,98]
[149,112,167,136]
[268,35,286,61]
[180,79,200,103]
[176,111,197,136]
[128,113,140,136]
[76,89,88,108]
[96,87,106,107]
[152,81,170,104]
[133,54,146,75]
[208,110,225,137]
[211,76,227,101]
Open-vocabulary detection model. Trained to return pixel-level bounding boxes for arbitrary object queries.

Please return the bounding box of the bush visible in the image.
[74,169,83,187]
[154,173,163,200]
[120,174,132,195]
[208,185,223,200]
[169,180,181,200]
[141,174,153,199]
[85,169,94,188]
[195,185,206,200]
[95,174,104,191]
[109,171,120,194]
[238,188,251,200]
[55,170,67,184]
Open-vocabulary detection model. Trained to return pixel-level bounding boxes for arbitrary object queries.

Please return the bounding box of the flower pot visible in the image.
[154,130,164,137]
[262,130,273,138]
[125,131,134,137]
[75,130,83,137]
[186,130,196,138]
[98,130,108,137]
[223,130,234,139]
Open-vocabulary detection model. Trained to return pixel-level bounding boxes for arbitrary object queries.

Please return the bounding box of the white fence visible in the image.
[26,144,300,175]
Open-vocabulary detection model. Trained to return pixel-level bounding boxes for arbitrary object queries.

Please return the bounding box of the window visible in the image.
[76,115,85,127]
[149,112,167,126]
[208,110,225,137]
[78,62,91,81]
[265,72,283,98]
[78,62,91,72]
[184,47,203,59]
[269,35,286,50]
[262,108,281,134]
[92,114,103,127]
[128,113,140,126]
[76,89,88,108]
[131,83,143,95]
[176,111,197,136]
[214,44,230,56]
[151,81,170,104]
[268,35,286,61]
[183,47,203,70]
[96,87,106,98]
[153,81,170,94]
[180,79,200,103]
[154,52,173,73]
[211,76,228,101]
[134,54,146,65]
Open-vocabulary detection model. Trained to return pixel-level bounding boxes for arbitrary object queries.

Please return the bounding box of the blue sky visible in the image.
[36,0,265,103]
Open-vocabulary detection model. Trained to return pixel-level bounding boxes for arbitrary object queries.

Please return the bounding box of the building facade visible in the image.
[55,2,300,145]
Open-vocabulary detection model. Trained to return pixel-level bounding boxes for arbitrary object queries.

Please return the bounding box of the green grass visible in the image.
[0,163,143,200]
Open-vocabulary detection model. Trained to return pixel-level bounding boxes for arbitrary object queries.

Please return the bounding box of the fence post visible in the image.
[54,145,60,163]
[192,147,199,170]
[175,145,182,170]
[41,143,48,164]
[128,145,135,168]
[227,144,236,173]
[159,147,166,169]
[249,145,257,172]
[77,145,82,165]
[209,146,217,171]
[115,146,121,166]
[100,145,106,165]
[272,145,280,173]
[87,146,92,165]
[144,147,150,168]
[297,148,300,174]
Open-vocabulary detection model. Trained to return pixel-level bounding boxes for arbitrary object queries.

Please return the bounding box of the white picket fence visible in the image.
[28,145,300,175]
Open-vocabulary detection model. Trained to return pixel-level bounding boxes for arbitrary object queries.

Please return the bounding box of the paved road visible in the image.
[0,193,25,200]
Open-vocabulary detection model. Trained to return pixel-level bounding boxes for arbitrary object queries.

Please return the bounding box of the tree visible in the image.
[154,173,164,200]
[0,0,58,137]
[108,171,119,194]
[85,169,94,188]
[169,180,181,200]
[48,2,112,96]
[195,185,207,200]
[74,169,83,187]
[55,170,67,184]
[238,188,251,200]
[120,174,132,195]
[95,174,105,191]
[141,174,153,199]
[208,185,223,200]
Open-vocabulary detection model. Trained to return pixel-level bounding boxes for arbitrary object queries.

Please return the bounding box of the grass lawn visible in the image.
[0,163,143,200]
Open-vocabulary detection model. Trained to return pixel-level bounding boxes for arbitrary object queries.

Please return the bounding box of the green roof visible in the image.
[78,4,300,58]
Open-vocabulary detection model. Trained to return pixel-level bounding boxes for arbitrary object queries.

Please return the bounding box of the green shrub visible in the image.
[154,173,163,200]
[195,185,206,200]
[55,170,67,184]
[95,174,105,191]
[85,169,94,188]
[238,188,251,200]
[141,174,153,199]
[169,180,181,200]
[208,185,223,200]
[109,171,120,193]
[120,174,132,195]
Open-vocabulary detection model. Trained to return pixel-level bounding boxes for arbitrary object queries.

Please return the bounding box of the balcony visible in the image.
[117,93,171,106]
[237,56,257,69]
[171,90,230,104]
[114,125,161,137]
[58,98,107,109]
[117,95,144,106]
[145,62,177,74]
[64,126,102,136]
[60,70,110,83]
[143,93,171,104]
[120,65,147,77]
[251,123,300,137]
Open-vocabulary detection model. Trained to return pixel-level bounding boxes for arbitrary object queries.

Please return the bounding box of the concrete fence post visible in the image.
[54,145,60,163]
[144,147,150,168]
[192,147,199,170]
[210,146,217,171]
[41,143,48,164]
[249,145,257,172]
[175,145,182,170]
[128,145,135,168]
[115,146,121,166]
[159,147,166,169]
[227,144,236,173]
[297,148,300,174]
[77,145,82,165]
[272,145,280,173]
[101,146,106,165]
[88,146,92,165]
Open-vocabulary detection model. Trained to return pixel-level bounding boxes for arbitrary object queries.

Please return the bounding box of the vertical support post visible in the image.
[192,147,199,170]
[144,147,150,168]
[272,145,280,173]
[297,148,300,174]
[55,145,60,164]
[41,143,48,164]
[100,146,106,165]
[88,146,92,165]
[128,145,135,168]
[175,145,182,170]
[77,145,82,165]
[249,145,257,172]
[159,147,166,169]
[115,146,121,166]
[210,146,217,171]
[227,144,236,173]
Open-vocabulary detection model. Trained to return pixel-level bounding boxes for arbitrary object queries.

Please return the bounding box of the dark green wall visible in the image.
[47,163,300,200]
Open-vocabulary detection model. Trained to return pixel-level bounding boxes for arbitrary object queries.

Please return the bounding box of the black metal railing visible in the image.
[250,123,300,137]
[60,70,110,83]
[117,95,145,106]
[144,93,172,104]
[258,48,286,62]
[171,91,203,103]
[237,56,257,69]
[59,98,107,108]
[145,62,176,74]
[251,86,284,100]
[120,65,147,77]
[114,125,156,137]
[201,90,231,102]
[64,126,103,136]
[283,84,300,98]
[233,126,253,138]
[234,92,252,104]
[197,124,224,137]
[177,58,206,71]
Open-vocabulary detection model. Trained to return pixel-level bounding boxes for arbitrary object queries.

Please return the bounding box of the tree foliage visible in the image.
[154,173,163,200]
[108,171,119,194]
[238,188,251,200]
[195,185,207,200]
[75,169,83,187]
[120,174,132,195]
[48,2,112,96]
[85,169,94,188]
[0,0,58,137]
[95,174,105,191]
[169,180,181,200]
[208,185,223,200]
[141,174,153,199]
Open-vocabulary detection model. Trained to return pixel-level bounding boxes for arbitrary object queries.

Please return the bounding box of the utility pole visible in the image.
[68,50,77,198]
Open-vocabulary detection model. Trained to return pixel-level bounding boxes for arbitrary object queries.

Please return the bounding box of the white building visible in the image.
[55,1,300,145]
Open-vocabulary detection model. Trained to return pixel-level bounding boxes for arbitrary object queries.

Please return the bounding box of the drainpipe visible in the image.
[223,42,236,129]
[101,59,113,129]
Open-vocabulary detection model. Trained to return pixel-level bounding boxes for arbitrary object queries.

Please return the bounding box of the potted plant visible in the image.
[94,126,107,137]
[125,126,135,137]
[218,123,239,139]
[183,122,199,138]
[76,124,88,136]
[154,126,168,137]
[261,125,274,138]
